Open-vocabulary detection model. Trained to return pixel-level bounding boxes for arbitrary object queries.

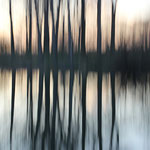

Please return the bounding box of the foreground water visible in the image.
[0,69,150,150]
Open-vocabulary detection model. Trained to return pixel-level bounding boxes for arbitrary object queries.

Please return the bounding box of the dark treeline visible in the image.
[4,0,149,57]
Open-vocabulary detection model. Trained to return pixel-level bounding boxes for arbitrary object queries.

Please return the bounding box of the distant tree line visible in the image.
[8,0,150,57]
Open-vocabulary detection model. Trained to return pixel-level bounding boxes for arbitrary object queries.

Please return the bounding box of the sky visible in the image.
[0,0,150,51]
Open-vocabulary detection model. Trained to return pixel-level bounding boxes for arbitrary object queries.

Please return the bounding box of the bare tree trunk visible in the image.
[50,0,57,56]
[97,0,102,54]
[44,0,49,55]
[111,0,117,52]
[26,0,29,52]
[29,0,32,55]
[62,16,65,53]
[67,0,73,62]
[9,0,15,55]
[81,0,86,54]
[56,0,61,51]
[34,0,42,55]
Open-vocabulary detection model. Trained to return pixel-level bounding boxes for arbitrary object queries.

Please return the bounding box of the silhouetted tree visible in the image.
[50,0,57,55]
[9,0,15,54]
[111,0,117,52]
[44,0,49,55]
[26,0,29,52]
[81,0,86,54]
[34,0,43,55]
[97,0,102,53]
[62,16,65,53]
[29,0,32,54]
[67,0,73,62]
[56,0,61,50]
[51,0,61,57]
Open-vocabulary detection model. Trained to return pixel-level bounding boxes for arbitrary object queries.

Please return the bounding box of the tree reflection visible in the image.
[10,69,16,150]
[98,72,102,150]
[82,71,87,150]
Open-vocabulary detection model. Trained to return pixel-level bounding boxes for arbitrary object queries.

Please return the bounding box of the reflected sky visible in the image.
[0,70,150,149]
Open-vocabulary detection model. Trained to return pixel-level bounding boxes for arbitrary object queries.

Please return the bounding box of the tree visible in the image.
[26,0,29,52]
[44,0,49,55]
[34,0,43,55]
[81,0,86,54]
[9,0,15,55]
[29,0,32,54]
[50,0,61,57]
[111,0,118,52]
[67,0,73,62]
[97,0,102,54]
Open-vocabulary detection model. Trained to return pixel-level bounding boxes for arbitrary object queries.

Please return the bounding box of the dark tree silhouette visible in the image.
[26,0,29,52]
[56,0,61,50]
[29,0,32,54]
[50,0,57,55]
[51,0,61,57]
[44,0,49,55]
[97,0,102,54]
[67,0,73,62]
[34,0,43,55]
[111,0,117,52]
[81,0,86,54]
[62,16,65,53]
[9,0,15,55]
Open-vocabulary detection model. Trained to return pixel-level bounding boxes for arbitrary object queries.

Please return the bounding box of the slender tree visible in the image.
[51,0,61,56]
[44,0,49,55]
[111,0,117,52]
[26,0,29,52]
[81,0,86,54]
[34,0,43,55]
[56,0,61,50]
[97,0,102,53]
[29,0,32,54]
[50,0,57,55]
[9,0,15,54]
[62,16,65,52]
[67,0,73,62]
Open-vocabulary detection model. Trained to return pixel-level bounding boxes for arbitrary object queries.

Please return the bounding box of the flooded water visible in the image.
[0,69,150,150]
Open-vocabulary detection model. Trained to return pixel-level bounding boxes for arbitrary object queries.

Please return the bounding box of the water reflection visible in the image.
[0,70,150,149]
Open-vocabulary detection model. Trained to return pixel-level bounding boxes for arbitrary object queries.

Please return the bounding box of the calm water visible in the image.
[0,69,150,150]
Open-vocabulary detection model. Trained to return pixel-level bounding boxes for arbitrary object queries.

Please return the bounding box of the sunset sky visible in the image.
[0,0,150,51]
